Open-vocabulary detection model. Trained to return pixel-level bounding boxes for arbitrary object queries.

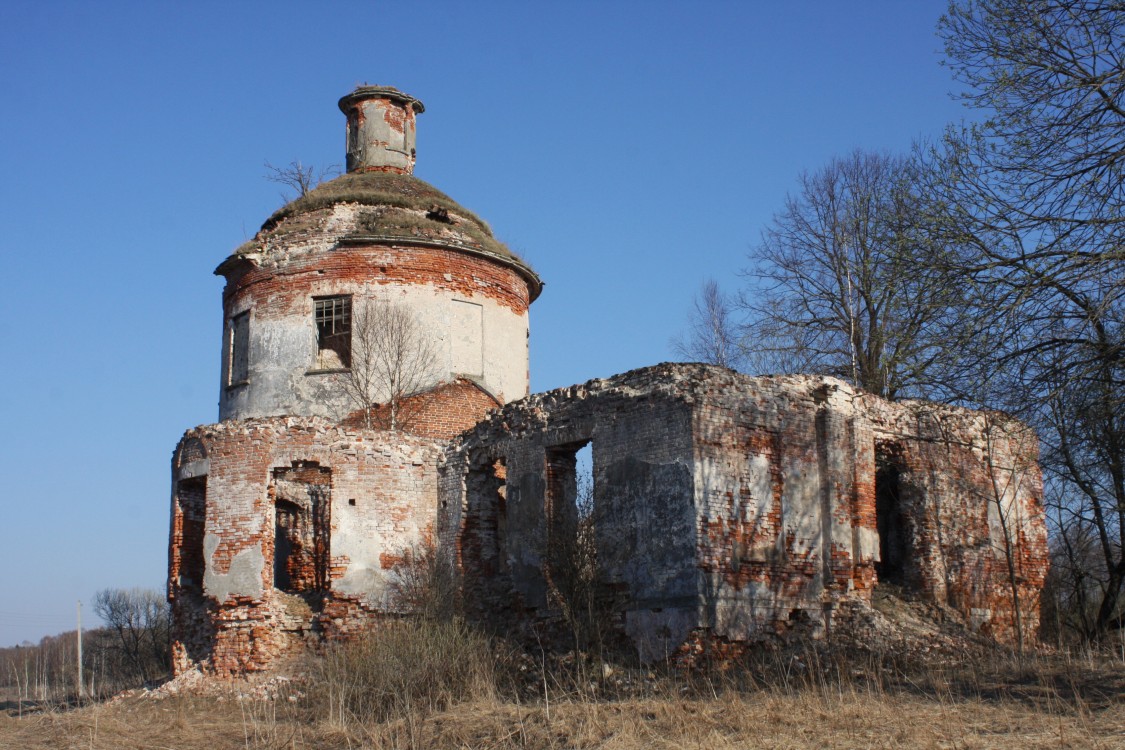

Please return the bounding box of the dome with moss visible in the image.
[218,170,540,300]
[217,83,541,300]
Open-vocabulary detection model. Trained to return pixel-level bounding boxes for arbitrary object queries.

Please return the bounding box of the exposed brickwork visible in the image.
[169,86,1049,677]
[270,463,331,594]
[862,398,1049,642]
[340,378,502,439]
[170,84,536,676]
[170,478,206,592]
[215,212,534,424]
[443,364,1049,658]
[169,418,443,675]
[172,369,1048,674]
[223,240,532,316]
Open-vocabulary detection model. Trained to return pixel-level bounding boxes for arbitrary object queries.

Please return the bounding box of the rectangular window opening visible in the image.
[175,477,207,592]
[468,457,509,576]
[314,296,351,370]
[875,442,917,592]
[227,311,250,386]
[494,459,509,574]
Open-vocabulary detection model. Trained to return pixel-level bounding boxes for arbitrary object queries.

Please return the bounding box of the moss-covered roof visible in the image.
[220,171,541,299]
[259,171,493,235]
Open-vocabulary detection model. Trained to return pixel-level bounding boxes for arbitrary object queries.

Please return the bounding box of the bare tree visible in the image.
[1043,495,1112,644]
[940,0,1125,236]
[980,413,1041,656]
[737,150,970,399]
[934,0,1125,639]
[672,279,745,370]
[264,160,339,201]
[92,588,170,684]
[343,298,438,431]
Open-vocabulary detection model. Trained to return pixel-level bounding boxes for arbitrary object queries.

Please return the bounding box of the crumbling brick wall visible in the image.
[169,418,443,675]
[339,377,503,439]
[441,371,698,651]
[442,363,1049,658]
[173,365,1048,675]
[863,398,1049,641]
[691,377,877,647]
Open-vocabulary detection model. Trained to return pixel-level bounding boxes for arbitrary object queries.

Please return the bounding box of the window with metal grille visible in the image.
[314,296,351,369]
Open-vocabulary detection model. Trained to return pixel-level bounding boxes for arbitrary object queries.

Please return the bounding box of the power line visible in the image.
[0,612,70,622]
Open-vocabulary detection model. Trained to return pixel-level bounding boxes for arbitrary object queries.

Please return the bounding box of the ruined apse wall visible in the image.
[690,370,1046,645]
[169,418,442,675]
[443,363,1049,658]
[863,397,1049,641]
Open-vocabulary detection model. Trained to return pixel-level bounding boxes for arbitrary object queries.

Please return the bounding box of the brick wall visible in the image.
[224,239,532,317]
[443,363,1049,658]
[172,364,1049,674]
[864,398,1049,641]
[169,418,443,675]
[340,377,502,439]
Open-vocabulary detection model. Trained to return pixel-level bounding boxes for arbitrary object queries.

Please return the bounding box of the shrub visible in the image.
[308,618,497,727]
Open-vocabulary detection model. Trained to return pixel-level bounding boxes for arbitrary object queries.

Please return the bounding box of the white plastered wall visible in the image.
[221,279,529,421]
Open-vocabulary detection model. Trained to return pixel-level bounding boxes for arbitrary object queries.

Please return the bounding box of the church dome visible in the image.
[212,85,540,424]
[219,170,540,300]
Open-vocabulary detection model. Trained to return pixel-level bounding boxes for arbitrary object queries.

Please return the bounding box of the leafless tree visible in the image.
[1043,495,1113,644]
[672,279,745,370]
[736,150,971,399]
[934,0,1125,640]
[940,0,1125,236]
[343,298,438,431]
[264,159,338,201]
[979,413,1041,656]
[92,588,170,683]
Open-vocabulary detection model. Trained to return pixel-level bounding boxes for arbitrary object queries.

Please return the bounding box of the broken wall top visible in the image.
[455,362,1037,458]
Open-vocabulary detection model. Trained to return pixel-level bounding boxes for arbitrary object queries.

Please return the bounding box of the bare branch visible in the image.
[936,0,1125,639]
[736,150,972,399]
[264,160,340,201]
[672,279,745,370]
[342,298,438,431]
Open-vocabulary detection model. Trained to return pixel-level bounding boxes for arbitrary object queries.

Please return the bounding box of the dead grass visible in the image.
[2,684,1122,750]
[6,612,1124,749]
[307,618,498,727]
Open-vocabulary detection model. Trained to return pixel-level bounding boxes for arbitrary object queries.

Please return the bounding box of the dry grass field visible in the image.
[2,682,1124,749]
[4,603,1125,750]
[3,650,1124,750]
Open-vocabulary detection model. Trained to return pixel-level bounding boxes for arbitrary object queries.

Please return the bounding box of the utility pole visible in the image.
[76,600,83,699]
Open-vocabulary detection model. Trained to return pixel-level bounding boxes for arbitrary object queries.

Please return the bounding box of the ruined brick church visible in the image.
[168,86,1048,675]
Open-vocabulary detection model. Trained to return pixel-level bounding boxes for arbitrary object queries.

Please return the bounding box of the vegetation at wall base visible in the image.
[3,616,1124,750]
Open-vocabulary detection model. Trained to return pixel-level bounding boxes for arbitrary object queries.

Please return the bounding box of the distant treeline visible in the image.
[0,588,169,705]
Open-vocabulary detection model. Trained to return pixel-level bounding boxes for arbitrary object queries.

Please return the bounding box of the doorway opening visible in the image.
[875,460,909,586]
[270,462,331,602]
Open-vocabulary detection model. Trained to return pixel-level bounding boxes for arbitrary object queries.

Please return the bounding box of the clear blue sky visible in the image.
[0,0,969,646]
